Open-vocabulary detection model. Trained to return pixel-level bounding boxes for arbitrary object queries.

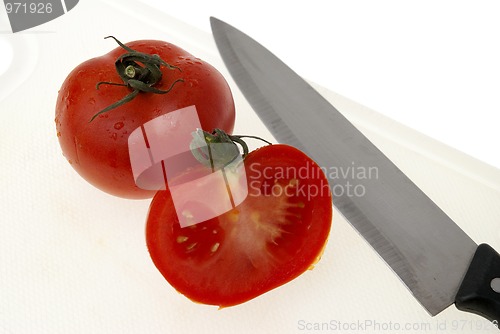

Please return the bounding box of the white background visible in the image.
[138,0,500,169]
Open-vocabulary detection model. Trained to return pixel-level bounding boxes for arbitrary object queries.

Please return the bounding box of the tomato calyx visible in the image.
[90,36,184,122]
[190,128,272,169]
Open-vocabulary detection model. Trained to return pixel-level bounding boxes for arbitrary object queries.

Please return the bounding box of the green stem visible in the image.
[228,134,272,158]
[90,36,184,122]
[190,129,272,169]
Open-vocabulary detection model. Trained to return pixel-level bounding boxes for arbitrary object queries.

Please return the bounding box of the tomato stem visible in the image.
[228,134,272,158]
[124,65,136,78]
[90,36,184,122]
[190,129,272,170]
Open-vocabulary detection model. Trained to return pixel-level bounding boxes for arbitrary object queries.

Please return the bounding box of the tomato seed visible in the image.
[176,236,188,243]
[211,243,220,253]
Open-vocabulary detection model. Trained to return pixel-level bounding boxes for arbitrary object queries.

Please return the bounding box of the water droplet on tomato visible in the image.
[110,133,117,140]
[114,122,124,130]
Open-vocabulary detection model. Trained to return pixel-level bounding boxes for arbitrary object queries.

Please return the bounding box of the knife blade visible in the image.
[210,17,500,323]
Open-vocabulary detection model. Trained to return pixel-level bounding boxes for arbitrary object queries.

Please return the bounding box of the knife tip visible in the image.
[210,16,230,32]
[209,16,220,26]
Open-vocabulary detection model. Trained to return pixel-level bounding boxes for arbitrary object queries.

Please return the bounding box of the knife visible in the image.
[210,17,500,324]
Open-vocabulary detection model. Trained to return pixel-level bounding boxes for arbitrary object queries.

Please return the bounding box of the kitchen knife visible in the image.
[210,17,500,324]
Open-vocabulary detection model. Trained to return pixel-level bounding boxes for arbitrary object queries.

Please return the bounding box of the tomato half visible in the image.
[146,144,333,307]
[55,38,235,199]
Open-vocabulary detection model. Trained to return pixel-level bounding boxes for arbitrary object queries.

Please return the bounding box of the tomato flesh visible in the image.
[146,144,333,307]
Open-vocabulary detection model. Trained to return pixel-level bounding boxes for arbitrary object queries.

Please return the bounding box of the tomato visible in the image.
[55,37,235,199]
[146,144,333,307]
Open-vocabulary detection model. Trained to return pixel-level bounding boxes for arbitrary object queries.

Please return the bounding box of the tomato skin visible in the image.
[146,144,333,307]
[55,40,235,199]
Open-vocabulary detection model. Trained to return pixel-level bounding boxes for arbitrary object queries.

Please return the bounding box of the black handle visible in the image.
[455,243,500,326]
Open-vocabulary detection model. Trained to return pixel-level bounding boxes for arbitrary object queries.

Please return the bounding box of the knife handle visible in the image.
[455,243,500,325]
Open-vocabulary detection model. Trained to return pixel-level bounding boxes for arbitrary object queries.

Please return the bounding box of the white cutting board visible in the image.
[0,0,499,333]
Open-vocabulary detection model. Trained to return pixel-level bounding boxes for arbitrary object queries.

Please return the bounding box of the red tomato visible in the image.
[146,144,333,307]
[55,38,235,199]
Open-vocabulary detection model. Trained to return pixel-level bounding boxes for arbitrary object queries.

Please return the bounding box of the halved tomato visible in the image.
[146,144,333,307]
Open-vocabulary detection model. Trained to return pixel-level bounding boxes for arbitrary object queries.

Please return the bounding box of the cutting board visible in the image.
[1,0,499,333]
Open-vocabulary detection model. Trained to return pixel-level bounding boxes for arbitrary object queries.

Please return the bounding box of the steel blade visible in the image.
[211,17,478,316]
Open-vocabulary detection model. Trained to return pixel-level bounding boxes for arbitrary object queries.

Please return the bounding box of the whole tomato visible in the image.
[55,37,235,199]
